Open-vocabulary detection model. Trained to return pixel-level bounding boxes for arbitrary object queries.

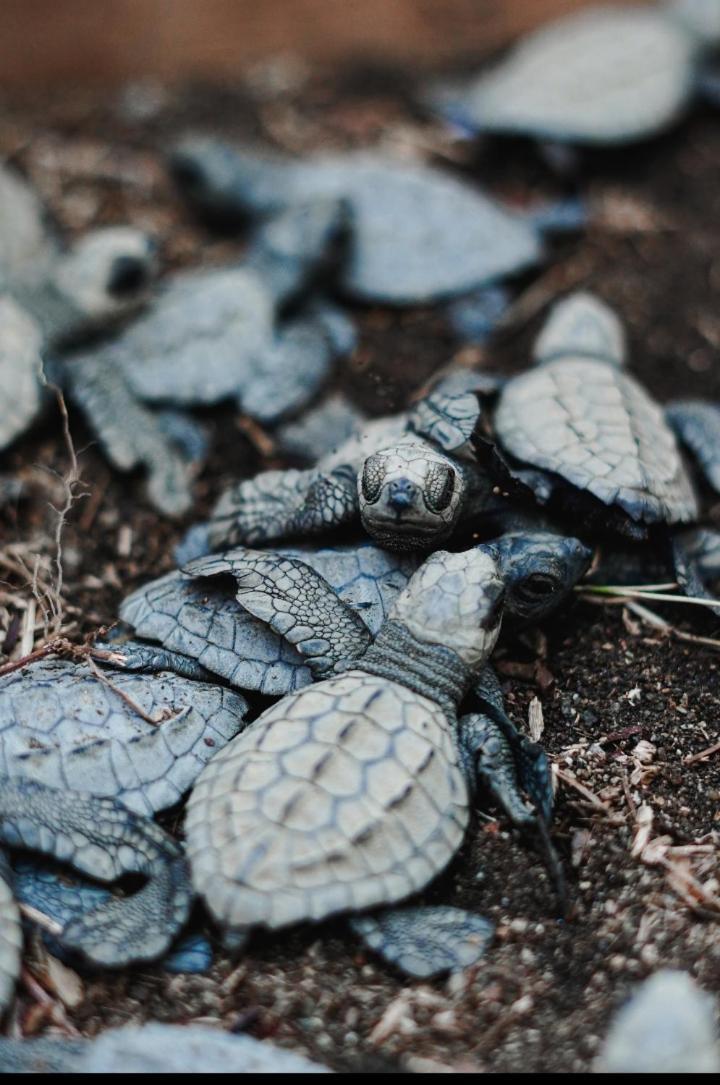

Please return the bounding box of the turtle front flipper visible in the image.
[666,400,720,493]
[12,857,213,976]
[349,905,494,979]
[0,850,21,1017]
[62,355,194,517]
[206,465,359,550]
[183,548,373,675]
[408,388,488,459]
[0,778,192,968]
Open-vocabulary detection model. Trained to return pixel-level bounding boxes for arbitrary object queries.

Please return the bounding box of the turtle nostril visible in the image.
[387,479,417,513]
[107,256,148,297]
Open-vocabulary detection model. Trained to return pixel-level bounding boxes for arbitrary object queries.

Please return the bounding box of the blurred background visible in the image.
[0,0,642,87]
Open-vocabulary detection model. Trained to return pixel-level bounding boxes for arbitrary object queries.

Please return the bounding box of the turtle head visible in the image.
[54,226,156,330]
[169,137,286,221]
[487,531,593,626]
[358,441,466,551]
[534,291,626,368]
[389,548,504,668]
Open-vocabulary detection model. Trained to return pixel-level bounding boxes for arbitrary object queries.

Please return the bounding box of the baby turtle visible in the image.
[169,141,581,311]
[73,197,352,423]
[428,0,720,152]
[0,657,249,1004]
[117,535,591,699]
[475,291,720,604]
[0,161,156,456]
[61,199,353,515]
[0,657,249,816]
[0,1023,330,1074]
[190,376,497,554]
[185,546,562,978]
[0,777,192,1016]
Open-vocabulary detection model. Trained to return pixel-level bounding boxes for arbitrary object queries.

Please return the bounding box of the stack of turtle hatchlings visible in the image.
[3,0,720,1071]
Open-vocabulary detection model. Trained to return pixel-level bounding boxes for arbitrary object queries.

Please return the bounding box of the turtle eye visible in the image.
[425,464,456,513]
[361,456,386,503]
[107,255,148,297]
[520,573,559,598]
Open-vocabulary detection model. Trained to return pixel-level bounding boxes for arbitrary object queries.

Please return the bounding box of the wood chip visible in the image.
[528,697,544,742]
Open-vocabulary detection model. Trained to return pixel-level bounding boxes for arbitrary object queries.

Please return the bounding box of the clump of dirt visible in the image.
[2,66,720,1073]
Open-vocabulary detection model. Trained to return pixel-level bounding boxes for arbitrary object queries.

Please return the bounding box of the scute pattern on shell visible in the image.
[186,671,468,930]
[0,659,248,815]
[120,544,416,695]
[450,7,696,144]
[495,357,698,525]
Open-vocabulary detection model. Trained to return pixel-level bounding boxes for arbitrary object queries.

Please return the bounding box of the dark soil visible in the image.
[2,65,720,1073]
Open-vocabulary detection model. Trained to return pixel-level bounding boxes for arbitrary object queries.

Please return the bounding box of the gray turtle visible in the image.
[169,142,582,316]
[116,535,591,699]
[188,376,498,555]
[0,777,192,1017]
[0,657,250,1006]
[473,291,720,605]
[0,161,156,456]
[428,0,720,152]
[184,546,563,979]
[71,197,353,424]
[0,657,249,816]
[0,1023,330,1074]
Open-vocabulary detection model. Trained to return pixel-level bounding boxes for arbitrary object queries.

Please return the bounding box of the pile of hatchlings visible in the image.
[4,0,720,1072]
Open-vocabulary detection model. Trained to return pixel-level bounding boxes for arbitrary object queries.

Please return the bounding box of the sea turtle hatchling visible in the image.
[0,657,250,1005]
[68,197,353,424]
[185,373,499,556]
[0,1023,331,1074]
[0,777,192,1017]
[0,161,156,457]
[169,142,582,318]
[60,197,353,516]
[473,291,720,606]
[427,0,720,154]
[184,546,564,979]
[116,535,592,699]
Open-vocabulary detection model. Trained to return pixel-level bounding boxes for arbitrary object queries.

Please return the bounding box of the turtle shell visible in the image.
[441,7,697,145]
[120,544,416,696]
[0,659,248,815]
[0,296,44,452]
[264,151,541,304]
[0,164,55,289]
[186,670,468,931]
[493,357,699,528]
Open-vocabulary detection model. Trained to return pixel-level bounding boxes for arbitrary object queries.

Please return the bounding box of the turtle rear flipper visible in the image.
[206,465,359,550]
[183,549,372,675]
[350,905,494,979]
[0,778,192,968]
